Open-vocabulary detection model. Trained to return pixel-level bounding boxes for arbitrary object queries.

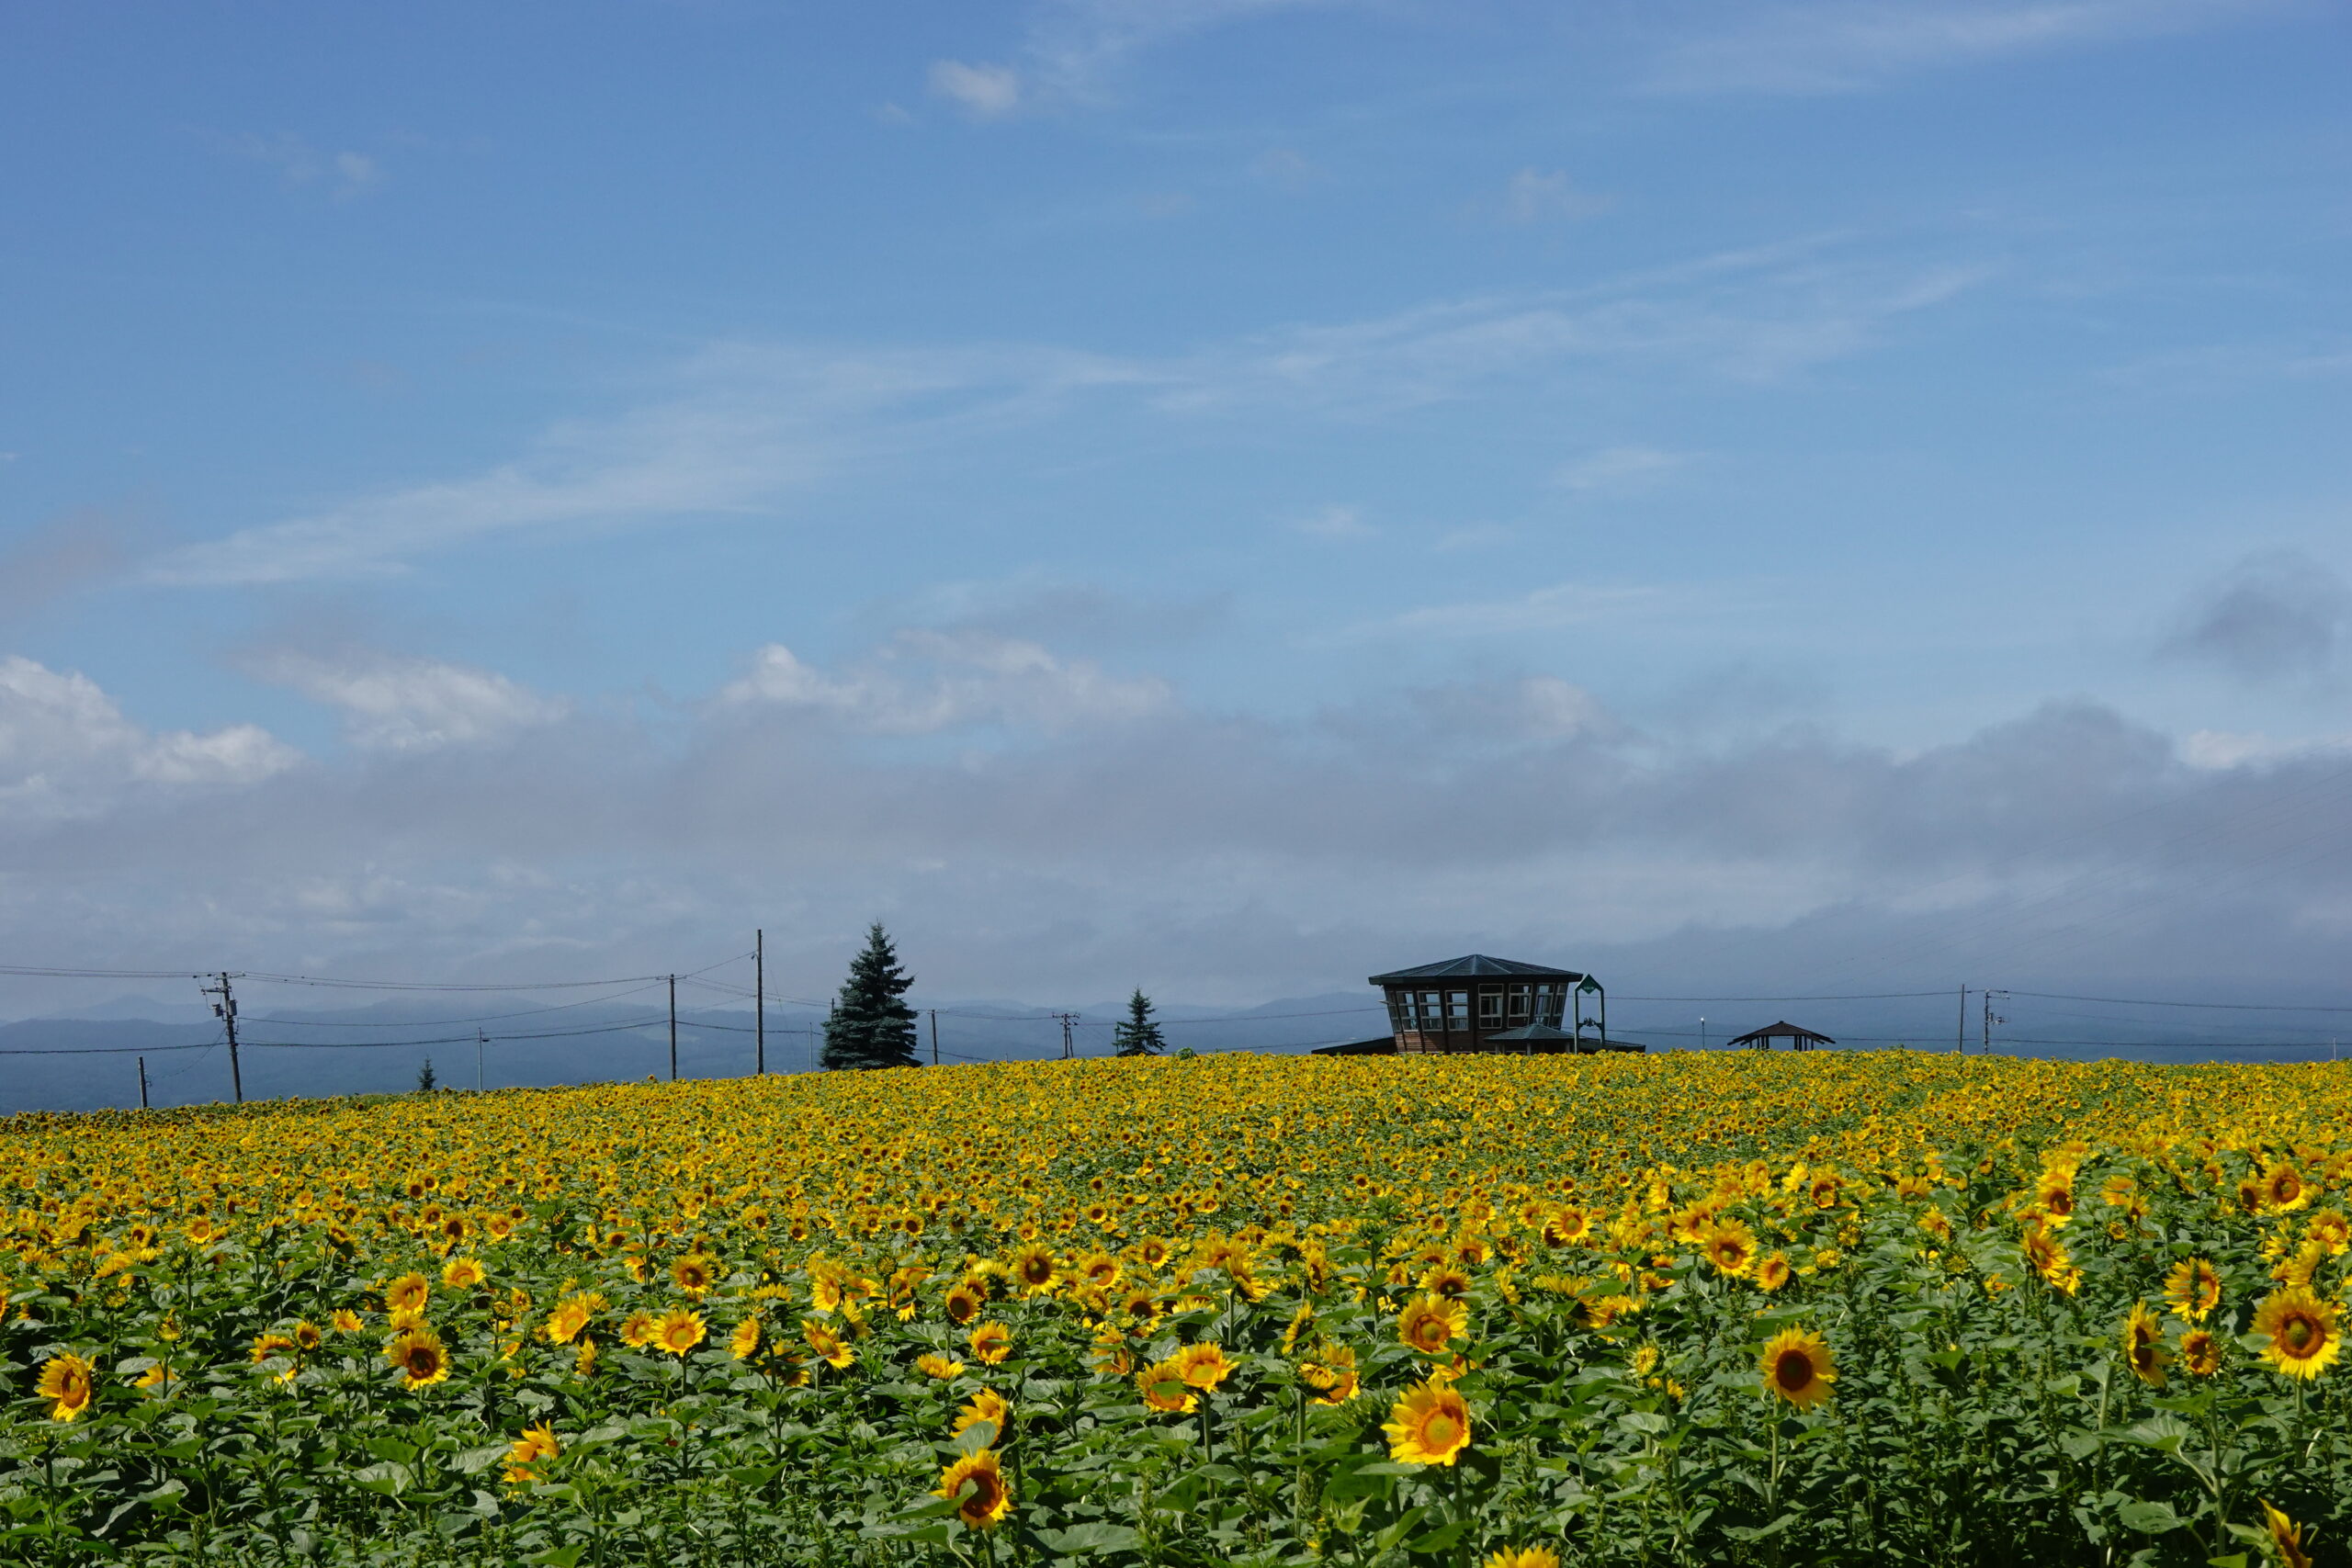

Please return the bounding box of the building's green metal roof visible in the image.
[1367,954,1589,985]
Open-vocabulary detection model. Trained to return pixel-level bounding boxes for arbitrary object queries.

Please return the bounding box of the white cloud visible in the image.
[1554,446,1692,496]
[1294,504,1374,539]
[720,631,1170,734]
[928,60,1023,118]
[1643,0,2287,96]
[0,656,297,818]
[142,240,1979,585]
[249,650,568,752]
[2180,729,2352,771]
[1500,168,1613,224]
[1373,581,1690,639]
[224,131,385,197]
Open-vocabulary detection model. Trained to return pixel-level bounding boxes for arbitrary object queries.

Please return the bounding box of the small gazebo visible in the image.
[1726,1020,1836,1052]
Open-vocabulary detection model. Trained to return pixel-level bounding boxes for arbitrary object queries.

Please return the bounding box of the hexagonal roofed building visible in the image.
[1368,953,1610,1054]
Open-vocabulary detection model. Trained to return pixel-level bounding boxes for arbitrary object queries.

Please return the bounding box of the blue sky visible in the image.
[2,0,2349,1013]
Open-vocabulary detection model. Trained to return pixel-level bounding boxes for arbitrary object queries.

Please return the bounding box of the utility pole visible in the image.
[1982,989,2007,1056]
[1699,1015,1706,1053]
[1957,987,1968,1055]
[137,1055,149,1111]
[930,1009,939,1066]
[754,930,765,1077]
[668,974,678,1082]
[201,973,243,1104]
[1056,1011,1078,1060]
[477,1029,487,1093]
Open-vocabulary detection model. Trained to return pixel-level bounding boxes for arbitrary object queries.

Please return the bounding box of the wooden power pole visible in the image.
[754,931,764,1077]
[201,973,243,1104]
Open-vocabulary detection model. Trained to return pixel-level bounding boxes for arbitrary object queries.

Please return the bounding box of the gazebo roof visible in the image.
[1725,1020,1837,1047]
[1368,954,1589,985]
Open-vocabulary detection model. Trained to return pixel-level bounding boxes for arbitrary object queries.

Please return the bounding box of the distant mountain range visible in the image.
[0,991,1393,1115]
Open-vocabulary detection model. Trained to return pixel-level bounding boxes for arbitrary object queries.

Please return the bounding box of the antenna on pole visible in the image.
[1056,1011,1079,1060]
[200,973,244,1104]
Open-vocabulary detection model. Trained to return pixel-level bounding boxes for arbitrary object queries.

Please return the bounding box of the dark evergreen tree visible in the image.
[1112,988,1167,1056]
[821,922,922,1069]
[415,1057,437,1092]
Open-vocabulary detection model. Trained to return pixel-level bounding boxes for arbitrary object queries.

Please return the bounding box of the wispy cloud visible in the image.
[247,649,569,752]
[220,131,384,198]
[718,631,1171,734]
[1293,504,1374,539]
[928,0,1351,118]
[1366,581,1691,639]
[928,60,1023,118]
[1496,168,1613,224]
[1553,446,1694,496]
[1643,0,2288,96]
[144,240,1982,584]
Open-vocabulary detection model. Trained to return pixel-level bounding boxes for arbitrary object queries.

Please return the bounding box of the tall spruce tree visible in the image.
[1112,988,1167,1056]
[821,922,921,1069]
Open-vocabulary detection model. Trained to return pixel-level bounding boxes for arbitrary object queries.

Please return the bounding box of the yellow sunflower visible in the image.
[545,1292,601,1346]
[36,1352,94,1422]
[385,1327,450,1390]
[944,1282,983,1326]
[803,1316,854,1369]
[653,1307,707,1358]
[2120,1301,2166,1387]
[2252,1286,2340,1380]
[968,1321,1012,1365]
[619,1311,658,1348]
[936,1449,1012,1530]
[915,1352,966,1380]
[1754,1253,1792,1293]
[441,1257,486,1291]
[2180,1328,2222,1378]
[1701,1219,1758,1278]
[503,1425,560,1488]
[1299,1344,1359,1405]
[2262,1501,2313,1568]
[1076,1252,1122,1290]
[952,1387,1011,1438]
[1483,1551,1562,1568]
[330,1309,365,1335]
[2163,1258,2222,1322]
[2263,1163,2311,1213]
[385,1272,430,1316]
[2307,1210,2350,1258]
[729,1314,763,1361]
[1758,1327,1836,1410]
[1384,1376,1473,1466]
[1397,1292,1468,1355]
[1171,1340,1233,1392]
[672,1253,718,1297]
[1136,1359,1197,1415]
[1011,1245,1058,1293]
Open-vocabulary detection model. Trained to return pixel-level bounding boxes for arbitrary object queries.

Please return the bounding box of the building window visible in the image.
[1445,990,1470,1028]
[1478,989,1503,1025]
[1507,985,1532,1021]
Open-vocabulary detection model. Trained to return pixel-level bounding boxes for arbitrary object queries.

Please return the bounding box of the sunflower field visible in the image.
[3,1051,2348,1567]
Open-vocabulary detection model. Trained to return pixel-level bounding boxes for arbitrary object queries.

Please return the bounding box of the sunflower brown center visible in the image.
[1775,1351,1815,1390]
[1423,1412,1460,1448]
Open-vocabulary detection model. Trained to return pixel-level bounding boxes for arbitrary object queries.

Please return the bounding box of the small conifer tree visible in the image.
[1113,988,1167,1056]
[821,922,922,1069]
[415,1057,437,1092]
